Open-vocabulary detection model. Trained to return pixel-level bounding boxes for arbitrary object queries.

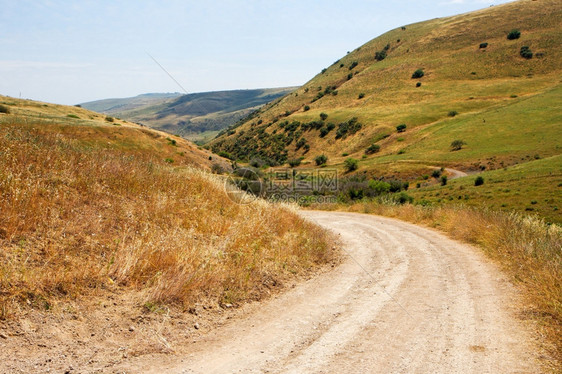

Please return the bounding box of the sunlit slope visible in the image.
[211,0,561,171]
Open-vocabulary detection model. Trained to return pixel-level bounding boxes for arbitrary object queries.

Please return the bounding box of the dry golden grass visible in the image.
[312,201,561,364]
[0,118,335,319]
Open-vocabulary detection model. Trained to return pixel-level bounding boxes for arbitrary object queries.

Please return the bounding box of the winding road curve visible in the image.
[149,211,539,373]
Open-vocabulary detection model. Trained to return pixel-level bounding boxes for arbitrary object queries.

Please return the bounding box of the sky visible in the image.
[0,0,515,105]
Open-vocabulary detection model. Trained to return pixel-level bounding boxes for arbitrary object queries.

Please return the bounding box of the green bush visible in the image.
[375,50,387,61]
[396,124,407,133]
[411,69,424,79]
[365,144,380,154]
[416,82,422,87]
[349,61,358,70]
[344,158,359,172]
[66,114,79,119]
[520,46,533,59]
[450,139,466,151]
[440,175,448,186]
[321,68,327,74]
[320,112,328,121]
[479,42,488,48]
[474,176,484,186]
[507,29,521,40]
[358,93,365,99]
[288,158,302,168]
[0,104,10,114]
[396,192,414,204]
[304,105,310,111]
[448,111,458,117]
[105,116,114,122]
[347,73,353,80]
[315,154,328,166]
[432,169,442,178]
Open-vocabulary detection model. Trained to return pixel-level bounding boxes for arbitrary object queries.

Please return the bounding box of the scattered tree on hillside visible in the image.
[344,158,359,172]
[396,124,407,132]
[412,69,425,79]
[315,154,328,166]
[474,176,484,186]
[450,139,466,151]
[365,144,381,154]
[507,29,521,40]
[520,46,533,59]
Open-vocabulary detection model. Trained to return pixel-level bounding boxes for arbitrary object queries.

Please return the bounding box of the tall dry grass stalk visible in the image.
[0,119,335,318]
[313,200,561,362]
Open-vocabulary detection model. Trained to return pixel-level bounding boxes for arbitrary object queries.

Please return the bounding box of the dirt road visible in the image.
[139,211,539,373]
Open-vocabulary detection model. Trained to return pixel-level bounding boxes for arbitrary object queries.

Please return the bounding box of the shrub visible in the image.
[105,116,114,122]
[288,158,302,168]
[358,93,365,99]
[0,104,9,114]
[396,192,414,204]
[347,73,353,80]
[474,176,484,186]
[479,42,488,48]
[321,68,327,74]
[67,114,79,119]
[349,61,358,70]
[164,158,174,164]
[507,29,521,40]
[396,124,407,132]
[411,69,424,79]
[304,105,310,111]
[218,151,233,160]
[448,111,458,117]
[440,175,448,186]
[450,139,466,151]
[344,158,359,172]
[320,112,328,121]
[365,144,381,154]
[432,169,442,178]
[375,50,387,61]
[211,163,225,174]
[416,82,422,87]
[315,154,328,166]
[520,46,533,59]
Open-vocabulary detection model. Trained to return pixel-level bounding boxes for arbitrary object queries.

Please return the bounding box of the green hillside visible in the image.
[83,88,296,144]
[211,0,561,169]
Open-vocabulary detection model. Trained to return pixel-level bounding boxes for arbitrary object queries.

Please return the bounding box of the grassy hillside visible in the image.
[83,88,297,144]
[211,0,561,169]
[0,96,335,318]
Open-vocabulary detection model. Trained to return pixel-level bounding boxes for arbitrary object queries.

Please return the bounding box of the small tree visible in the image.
[432,169,442,179]
[0,104,11,114]
[440,175,448,186]
[105,116,114,122]
[450,140,466,151]
[344,158,359,172]
[396,124,407,133]
[448,111,458,117]
[365,144,381,154]
[416,82,422,87]
[320,112,328,121]
[358,93,365,99]
[507,29,521,40]
[479,42,488,49]
[412,69,424,79]
[304,105,310,111]
[288,158,302,168]
[349,61,358,70]
[520,46,533,59]
[315,154,328,166]
[474,176,484,186]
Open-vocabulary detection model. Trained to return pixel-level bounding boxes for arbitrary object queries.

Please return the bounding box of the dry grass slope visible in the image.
[0,112,335,319]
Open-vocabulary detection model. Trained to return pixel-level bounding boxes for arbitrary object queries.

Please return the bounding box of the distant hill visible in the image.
[81,88,297,143]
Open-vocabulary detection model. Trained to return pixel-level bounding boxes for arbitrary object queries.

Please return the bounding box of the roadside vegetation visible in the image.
[0,110,335,319]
